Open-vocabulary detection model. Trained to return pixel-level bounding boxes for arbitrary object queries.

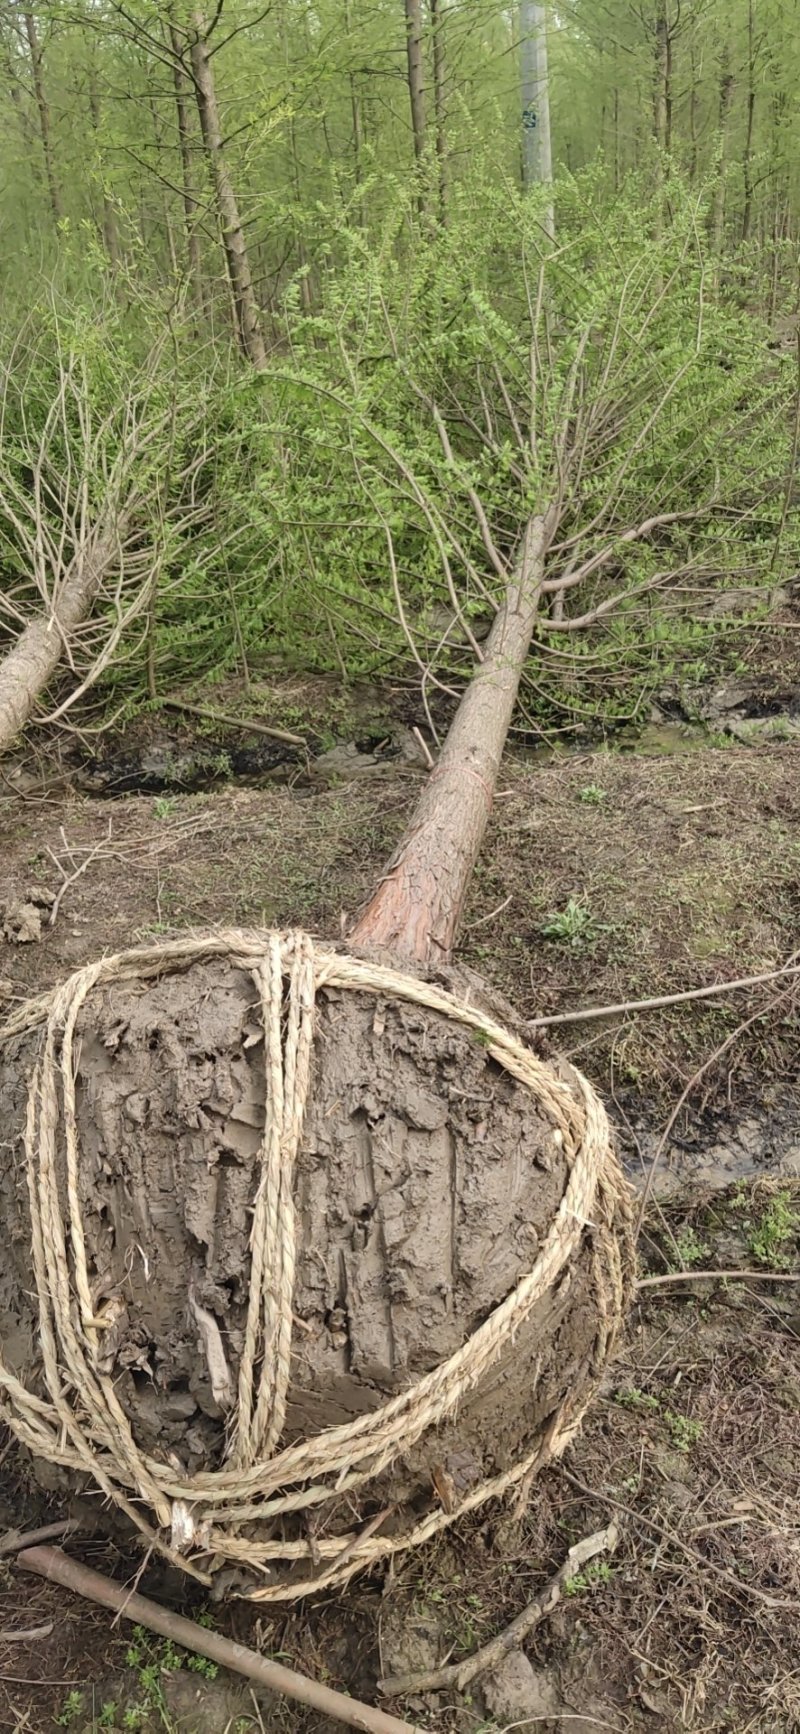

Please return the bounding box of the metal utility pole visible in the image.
[520,0,554,236]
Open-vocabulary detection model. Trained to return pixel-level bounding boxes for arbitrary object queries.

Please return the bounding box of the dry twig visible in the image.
[528,960,800,1031]
[380,1523,619,1696]
[161,698,306,746]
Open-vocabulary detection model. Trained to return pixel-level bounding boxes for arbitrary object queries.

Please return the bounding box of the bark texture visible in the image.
[351,515,547,965]
[653,0,670,151]
[88,73,120,269]
[741,0,756,243]
[0,960,624,1589]
[189,10,266,368]
[0,536,115,757]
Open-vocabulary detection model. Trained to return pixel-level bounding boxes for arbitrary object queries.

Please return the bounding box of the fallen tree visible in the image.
[0,298,210,752]
[0,587,634,1595]
[0,178,783,1603]
[0,427,636,1598]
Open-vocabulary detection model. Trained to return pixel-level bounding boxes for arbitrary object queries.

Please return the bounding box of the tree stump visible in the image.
[0,937,634,1600]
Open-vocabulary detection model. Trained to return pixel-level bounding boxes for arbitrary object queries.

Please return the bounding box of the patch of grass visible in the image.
[614,1386,660,1412]
[186,1654,218,1680]
[111,1626,205,1732]
[564,1559,614,1596]
[672,1226,711,1269]
[664,1410,703,1453]
[749,1189,800,1270]
[55,1692,85,1728]
[579,782,608,804]
[153,796,177,819]
[540,896,598,948]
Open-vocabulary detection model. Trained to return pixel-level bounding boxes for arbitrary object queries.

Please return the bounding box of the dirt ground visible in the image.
[1,724,800,1732]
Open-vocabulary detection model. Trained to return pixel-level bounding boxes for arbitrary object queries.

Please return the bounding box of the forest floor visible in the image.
[1,695,800,1733]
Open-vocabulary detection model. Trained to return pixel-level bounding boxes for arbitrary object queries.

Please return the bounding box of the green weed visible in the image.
[614,1386,659,1411]
[540,896,598,948]
[665,1411,703,1453]
[750,1190,800,1270]
[672,1226,711,1269]
[116,1626,214,1732]
[579,783,608,804]
[55,1692,85,1728]
[564,1560,614,1596]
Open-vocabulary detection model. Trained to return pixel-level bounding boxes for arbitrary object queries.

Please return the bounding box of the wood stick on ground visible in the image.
[0,1520,77,1558]
[638,1268,800,1290]
[16,1547,420,1734]
[380,1523,618,1697]
[161,698,306,746]
[527,959,800,1030]
[0,1619,55,1641]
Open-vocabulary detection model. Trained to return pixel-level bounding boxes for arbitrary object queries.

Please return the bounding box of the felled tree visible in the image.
[0,173,788,1602]
[239,167,792,731]
[0,293,211,752]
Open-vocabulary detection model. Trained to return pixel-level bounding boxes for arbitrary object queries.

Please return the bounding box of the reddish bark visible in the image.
[351,513,549,966]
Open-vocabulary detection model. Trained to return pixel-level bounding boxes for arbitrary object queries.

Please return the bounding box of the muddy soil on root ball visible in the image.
[0,961,616,1579]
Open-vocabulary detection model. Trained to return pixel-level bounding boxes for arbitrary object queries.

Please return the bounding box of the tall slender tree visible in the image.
[708,41,736,256]
[520,0,553,234]
[24,10,62,229]
[403,0,426,165]
[168,19,205,309]
[189,8,266,367]
[430,0,448,220]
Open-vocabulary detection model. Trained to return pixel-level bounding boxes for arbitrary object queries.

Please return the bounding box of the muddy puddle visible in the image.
[616,1098,800,1198]
[70,716,720,800]
[522,718,711,767]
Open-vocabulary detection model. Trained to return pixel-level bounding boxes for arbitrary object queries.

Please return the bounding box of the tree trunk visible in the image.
[343,0,364,205]
[189,9,266,369]
[430,0,448,221]
[24,11,62,230]
[279,4,313,313]
[88,73,120,269]
[350,514,549,965]
[653,0,668,150]
[169,21,205,309]
[403,0,426,165]
[741,0,756,243]
[0,536,116,756]
[0,501,633,1591]
[519,1,554,235]
[664,21,673,153]
[613,81,620,192]
[688,44,698,181]
[708,46,735,258]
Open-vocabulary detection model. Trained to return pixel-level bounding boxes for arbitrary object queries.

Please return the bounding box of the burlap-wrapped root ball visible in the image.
[0,930,635,1601]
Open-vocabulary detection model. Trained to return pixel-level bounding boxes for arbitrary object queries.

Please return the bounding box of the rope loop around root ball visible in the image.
[0,929,634,1601]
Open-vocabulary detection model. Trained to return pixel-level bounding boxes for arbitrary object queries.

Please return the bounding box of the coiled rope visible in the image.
[0,929,634,1601]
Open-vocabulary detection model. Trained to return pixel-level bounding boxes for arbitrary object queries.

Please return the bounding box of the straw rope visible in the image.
[0,929,634,1601]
